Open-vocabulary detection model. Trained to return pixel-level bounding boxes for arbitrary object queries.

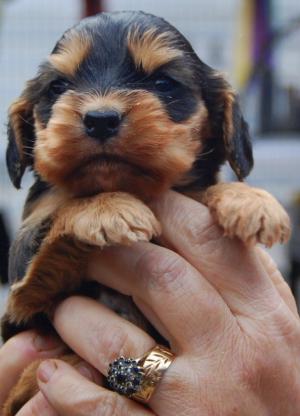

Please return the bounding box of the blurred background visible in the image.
[0,0,300,316]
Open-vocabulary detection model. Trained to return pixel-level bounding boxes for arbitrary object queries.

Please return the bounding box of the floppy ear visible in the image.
[6,89,35,189]
[201,69,253,180]
[221,87,253,179]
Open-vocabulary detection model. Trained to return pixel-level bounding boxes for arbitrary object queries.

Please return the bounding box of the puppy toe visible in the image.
[203,183,291,247]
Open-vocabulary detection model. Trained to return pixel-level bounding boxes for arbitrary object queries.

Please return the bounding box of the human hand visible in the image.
[17,191,300,415]
[0,330,65,413]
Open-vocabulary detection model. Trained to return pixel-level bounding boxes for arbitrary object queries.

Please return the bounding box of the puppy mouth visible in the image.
[75,153,152,177]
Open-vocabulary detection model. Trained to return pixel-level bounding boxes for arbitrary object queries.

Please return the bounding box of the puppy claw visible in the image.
[203,183,291,247]
[92,201,160,246]
[49,192,161,248]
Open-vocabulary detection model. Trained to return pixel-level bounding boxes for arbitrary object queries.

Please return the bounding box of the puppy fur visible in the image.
[2,11,290,414]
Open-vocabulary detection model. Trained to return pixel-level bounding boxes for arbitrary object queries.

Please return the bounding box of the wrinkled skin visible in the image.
[1,192,300,416]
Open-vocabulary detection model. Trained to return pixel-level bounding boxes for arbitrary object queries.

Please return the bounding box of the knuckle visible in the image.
[236,338,281,389]
[278,279,293,297]
[262,300,300,341]
[154,360,197,409]
[183,206,223,251]
[93,323,130,371]
[136,247,187,292]
[95,393,122,416]
[23,393,53,416]
[67,391,122,416]
[4,332,37,360]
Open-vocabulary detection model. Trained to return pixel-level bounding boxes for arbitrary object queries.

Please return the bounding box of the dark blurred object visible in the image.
[289,193,300,306]
[243,0,300,134]
[0,213,10,285]
[255,0,273,133]
[271,86,300,132]
[83,0,104,17]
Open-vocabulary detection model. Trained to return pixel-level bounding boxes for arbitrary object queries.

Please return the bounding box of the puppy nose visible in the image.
[83,110,121,141]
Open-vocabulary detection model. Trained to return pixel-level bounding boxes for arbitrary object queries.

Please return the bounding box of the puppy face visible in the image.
[7,11,253,199]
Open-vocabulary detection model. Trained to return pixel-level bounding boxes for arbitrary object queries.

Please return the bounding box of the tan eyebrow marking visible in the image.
[127,28,184,74]
[49,30,91,76]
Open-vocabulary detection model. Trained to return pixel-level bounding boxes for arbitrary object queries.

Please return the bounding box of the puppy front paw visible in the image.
[90,193,161,246]
[48,192,161,247]
[203,183,291,247]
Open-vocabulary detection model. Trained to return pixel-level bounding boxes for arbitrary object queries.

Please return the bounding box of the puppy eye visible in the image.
[154,76,178,93]
[48,79,70,96]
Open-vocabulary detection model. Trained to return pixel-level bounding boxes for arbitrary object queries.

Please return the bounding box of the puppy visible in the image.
[1,11,290,415]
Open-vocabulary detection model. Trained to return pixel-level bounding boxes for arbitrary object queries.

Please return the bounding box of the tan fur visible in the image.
[174,111,212,189]
[49,30,91,76]
[127,28,183,73]
[3,19,292,414]
[6,192,160,325]
[34,90,206,199]
[3,354,81,416]
[222,89,235,145]
[47,191,161,246]
[22,187,69,220]
[201,182,291,247]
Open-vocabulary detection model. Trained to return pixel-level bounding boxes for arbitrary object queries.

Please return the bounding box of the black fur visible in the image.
[6,11,253,190]
[6,121,34,190]
[3,11,254,345]
[6,66,63,188]
[7,180,51,285]
[8,217,51,285]
[227,101,253,179]
[0,213,10,284]
[22,179,51,218]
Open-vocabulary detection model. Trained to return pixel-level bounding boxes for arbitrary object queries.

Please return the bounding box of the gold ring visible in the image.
[107,345,175,403]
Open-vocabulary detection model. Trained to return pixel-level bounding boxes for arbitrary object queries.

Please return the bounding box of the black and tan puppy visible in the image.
[2,11,290,414]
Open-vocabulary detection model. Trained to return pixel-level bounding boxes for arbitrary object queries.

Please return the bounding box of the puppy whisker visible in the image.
[22,151,33,157]
[198,148,215,158]
[18,115,35,127]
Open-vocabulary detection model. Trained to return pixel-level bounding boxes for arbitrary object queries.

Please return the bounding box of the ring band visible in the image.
[107,345,175,403]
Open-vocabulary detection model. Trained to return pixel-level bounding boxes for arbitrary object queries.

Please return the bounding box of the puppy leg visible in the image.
[6,191,160,326]
[2,354,82,416]
[5,237,89,326]
[47,191,161,247]
[201,182,291,247]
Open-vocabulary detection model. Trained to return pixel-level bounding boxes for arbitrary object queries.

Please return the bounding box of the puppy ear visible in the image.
[6,89,35,189]
[202,70,253,180]
[221,87,253,179]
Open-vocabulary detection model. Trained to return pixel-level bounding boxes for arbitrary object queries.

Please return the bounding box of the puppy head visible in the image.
[7,11,253,198]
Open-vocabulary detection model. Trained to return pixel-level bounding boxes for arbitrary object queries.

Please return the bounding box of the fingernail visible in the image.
[76,364,93,381]
[38,360,58,383]
[33,334,61,352]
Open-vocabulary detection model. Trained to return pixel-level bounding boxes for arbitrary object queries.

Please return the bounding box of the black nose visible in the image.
[83,110,121,141]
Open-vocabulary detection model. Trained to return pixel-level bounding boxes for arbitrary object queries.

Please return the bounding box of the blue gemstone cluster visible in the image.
[107,357,144,396]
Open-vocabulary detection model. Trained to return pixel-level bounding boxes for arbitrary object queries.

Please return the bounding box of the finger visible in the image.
[256,247,299,316]
[149,190,284,315]
[37,359,154,416]
[53,296,156,375]
[17,361,103,416]
[87,242,234,352]
[53,300,179,414]
[16,392,58,416]
[0,331,65,405]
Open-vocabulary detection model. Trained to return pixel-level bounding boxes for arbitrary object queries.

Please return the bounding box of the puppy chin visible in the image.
[54,162,173,200]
